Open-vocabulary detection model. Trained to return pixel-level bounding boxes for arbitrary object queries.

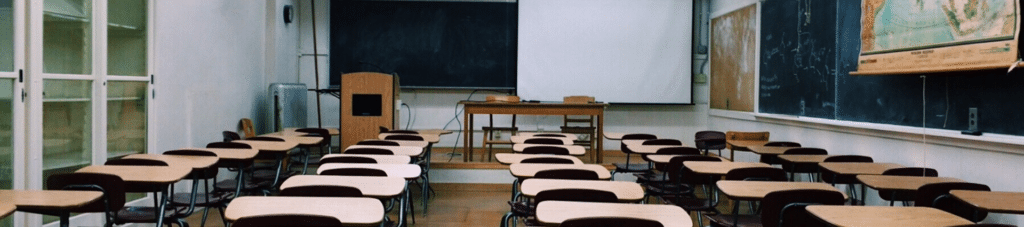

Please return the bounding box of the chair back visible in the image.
[279,185,364,197]
[534,189,617,204]
[534,169,600,180]
[320,168,388,177]
[207,142,252,149]
[782,148,827,155]
[694,131,726,151]
[245,136,286,142]
[666,156,722,184]
[384,134,425,141]
[761,189,845,227]
[533,133,568,138]
[296,128,331,146]
[820,155,874,184]
[206,142,255,168]
[523,138,566,145]
[45,173,127,214]
[725,167,787,181]
[764,141,801,147]
[822,155,872,163]
[620,133,657,153]
[105,158,168,166]
[561,217,664,227]
[654,147,701,155]
[239,118,256,138]
[522,146,570,155]
[388,130,419,134]
[724,131,769,150]
[356,140,400,146]
[345,148,394,155]
[916,182,991,222]
[223,131,241,142]
[320,156,378,164]
[883,167,938,177]
[232,214,343,227]
[520,157,575,164]
[641,139,683,146]
[163,149,220,178]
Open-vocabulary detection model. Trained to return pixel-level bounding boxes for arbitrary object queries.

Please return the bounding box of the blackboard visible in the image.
[761,0,1024,136]
[329,1,517,89]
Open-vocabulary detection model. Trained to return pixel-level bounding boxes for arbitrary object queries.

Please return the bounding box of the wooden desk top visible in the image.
[603,132,626,140]
[818,163,903,175]
[520,179,644,202]
[317,164,421,179]
[321,154,411,164]
[459,101,608,108]
[950,190,1024,215]
[857,175,964,191]
[0,202,13,219]
[344,145,424,156]
[622,139,689,148]
[512,144,586,156]
[508,164,611,179]
[716,181,846,201]
[627,144,693,154]
[77,165,191,184]
[361,139,429,148]
[0,190,103,211]
[646,155,728,164]
[183,147,258,161]
[806,205,972,227]
[262,134,323,146]
[777,154,833,164]
[123,154,218,169]
[517,132,578,140]
[281,127,340,135]
[746,146,795,155]
[535,201,691,227]
[416,129,453,135]
[280,175,405,199]
[725,140,768,150]
[511,136,574,145]
[234,140,299,152]
[379,133,439,143]
[225,196,383,226]
[495,154,582,165]
[684,161,772,176]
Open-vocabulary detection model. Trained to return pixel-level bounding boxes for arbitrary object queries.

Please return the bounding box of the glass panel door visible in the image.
[107,0,145,77]
[0,0,15,226]
[43,0,92,75]
[41,79,91,182]
[106,81,144,158]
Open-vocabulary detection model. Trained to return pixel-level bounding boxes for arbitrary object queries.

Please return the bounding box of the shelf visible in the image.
[43,98,90,102]
[107,97,142,101]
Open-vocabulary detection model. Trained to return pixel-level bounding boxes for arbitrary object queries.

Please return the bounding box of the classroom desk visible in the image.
[122,154,219,170]
[806,205,973,227]
[716,180,846,201]
[622,140,689,149]
[494,153,583,165]
[379,133,440,143]
[321,154,412,164]
[460,101,607,162]
[856,175,965,191]
[77,165,191,227]
[260,134,323,146]
[684,161,772,176]
[225,196,384,226]
[950,190,1024,215]
[626,144,693,154]
[234,140,299,186]
[508,164,612,180]
[520,179,644,202]
[518,132,578,139]
[281,175,412,226]
[359,139,430,148]
[317,164,422,179]
[777,154,832,164]
[280,127,340,135]
[510,135,574,145]
[511,144,587,156]
[745,145,795,155]
[345,145,424,156]
[183,147,259,197]
[646,155,727,164]
[818,162,903,205]
[535,201,691,227]
[0,190,103,227]
[603,132,626,140]
[725,140,768,161]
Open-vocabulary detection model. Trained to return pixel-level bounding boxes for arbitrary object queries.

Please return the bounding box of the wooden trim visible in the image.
[431,183,512,192]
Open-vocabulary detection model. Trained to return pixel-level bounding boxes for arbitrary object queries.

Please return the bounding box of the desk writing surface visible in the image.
[509,164,611,179]
[950,190,1024,215]
[361,139,429,148]
[317,164,422,179]
[627,144,692,154]
[716,181,845,200]
[321,154,411,164]
[281,127,340,135]
[818,163,902,175]
[646,155,728,164]
[746,146,795,155]
[517,132,577,140]
[0,202,13,219]
[806,205,972,227]
[280,175,405,198]
[494,153,582,165]
[777,154,832,164]
[225,196,383,226]
[417,129,452,135]
[535,201,691,227]
[185,147,258,161]
[0,190,103,211]
[684,161,772,175]
[263,135,323,145]
[511,144,586,155]
[233,140,299,152]
[123,154,218,169]
[379,133,439,143]
[511,135,574,145]
[520,179,644,202]
[77,165,191,184]
[857,175,964,191]
[344,145,424,156]
[603,132,626,140]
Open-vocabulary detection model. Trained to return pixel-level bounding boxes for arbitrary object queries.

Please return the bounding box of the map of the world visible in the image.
[863,0,1016,54]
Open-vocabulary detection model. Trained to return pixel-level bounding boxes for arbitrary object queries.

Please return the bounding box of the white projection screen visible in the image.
[517,0,693,104]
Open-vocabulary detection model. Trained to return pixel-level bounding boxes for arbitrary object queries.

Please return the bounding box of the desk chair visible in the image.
[695,131,727,157]
[232,214,344,227]
[503,189,618,227]
[239,118,256,139]
[879,167,939,206]
[779,148,827,181]
[520,157,575,164]
[207,142,272,197]
[521,146,571,155]
[320,156,378,164]
[103,159,190,227]
[725,131,770,161]
[357,140,400,146]
[279,185,364,198]
[650,156,722,224]
[29,173,126,227]
[612,134,658,179]
[164,149,227,227]
[245,136,295,187]
[561,217,664,227]
[345,148,395,155]
[320,168,389,177]
[480,96,519,162]
[916,182,991,223]
[522,138,569,145]
[707,189,844,227]
[636,147,702,186]
[820,155,873,204]
[561,114,597,162]
[760,141,802,166]
[383,134,435,214]
[292,128,333,174]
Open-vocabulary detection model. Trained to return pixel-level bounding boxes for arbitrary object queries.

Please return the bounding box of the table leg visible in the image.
[860,183,867,205]
[422,143,433,216]
[60,212,69,227]
[156,188,168,227]
[398,181,409,227]
[596,113,604,164]
[464,110,471,162]
[235,163,245,197]
[510,178,519,202]
[271,154,285,187]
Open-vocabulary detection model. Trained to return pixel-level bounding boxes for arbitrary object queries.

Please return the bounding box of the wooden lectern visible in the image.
[340,72,400,149]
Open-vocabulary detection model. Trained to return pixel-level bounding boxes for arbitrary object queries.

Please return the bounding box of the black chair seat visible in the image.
[214,179,272,191]
[114,206,189,223]
[633,172,669,184]
[169,192,232,206]
[706,214,763,227]
[614,163,651,172]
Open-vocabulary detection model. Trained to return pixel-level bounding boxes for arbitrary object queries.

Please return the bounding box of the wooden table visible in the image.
[725,140,768,161]
[76,165,191,227]
[716,180,846,201]
[461,101,607,162]
[508,164,612,180]
[344,145,424,156]
[806,205,973,227]
[512,144,586,156]
[317,164,422,179]
[0,190,104,227]
[950,190,1024,215]
[511,135,574,145]
[225,196,384,226]
[856,175,964,191]
[535,201,691,227]
[494,153,583,165]
[684,161,772,176]
[520,179,644,202]
[321,154,411,164]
